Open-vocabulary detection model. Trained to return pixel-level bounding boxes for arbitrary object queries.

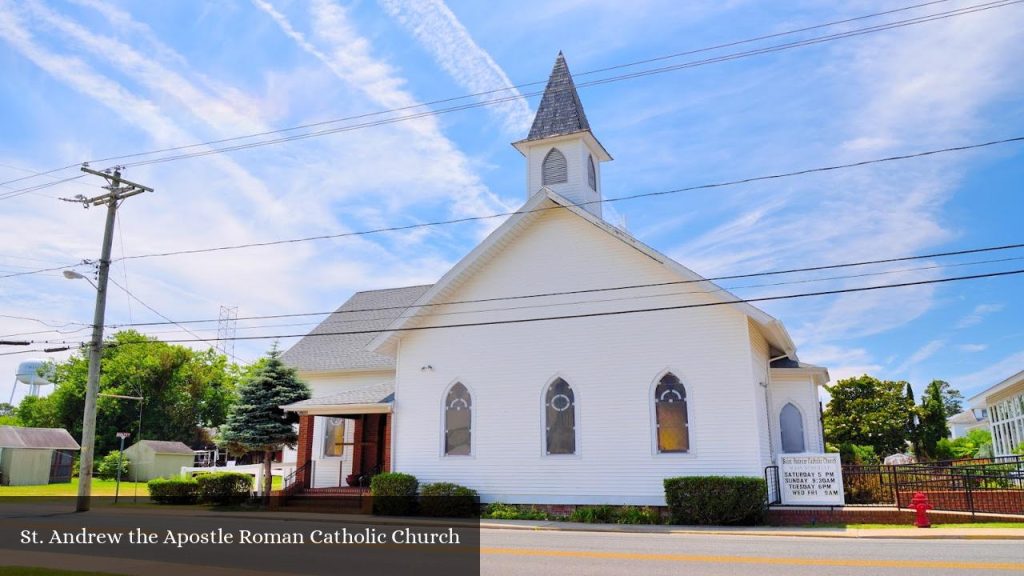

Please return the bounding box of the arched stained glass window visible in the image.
[587,155,596,191]
[780,403,805,453]
[654,373,689,453]
[542,148,568,185]
[445,383,471,456]
[545,378,575,455]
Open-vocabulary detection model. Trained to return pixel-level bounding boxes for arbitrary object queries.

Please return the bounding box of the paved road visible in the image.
[0,504,1021,576]
[480,528,1024,576]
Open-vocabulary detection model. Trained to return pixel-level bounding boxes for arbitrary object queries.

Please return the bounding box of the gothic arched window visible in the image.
[545,378,575,454]
[542,148,568,185]
[444,383,471,456]
[587,154,596,191]
[780,403,805,453]
[654,373,689,453]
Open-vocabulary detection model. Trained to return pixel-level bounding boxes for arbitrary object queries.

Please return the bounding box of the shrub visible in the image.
[95,451,129,480]
[615,506,661,525]
[370,472,418,516]
[569,505,616,523]
[481,503,551,520]
[418,482,479,518]
[663,476,767,525]
[197,472,254,505]
[837,443,879,465]
[148,477,199,505]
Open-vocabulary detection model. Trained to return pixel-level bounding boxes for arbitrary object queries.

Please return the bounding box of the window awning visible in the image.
[280,381,394,415]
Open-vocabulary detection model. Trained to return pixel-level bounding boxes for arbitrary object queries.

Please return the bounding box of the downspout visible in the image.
[763,353,789,464]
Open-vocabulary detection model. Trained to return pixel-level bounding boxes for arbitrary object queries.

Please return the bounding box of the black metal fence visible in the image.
[767,455,1024,516]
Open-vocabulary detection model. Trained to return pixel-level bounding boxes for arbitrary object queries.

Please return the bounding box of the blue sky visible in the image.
[1,0,1021,405]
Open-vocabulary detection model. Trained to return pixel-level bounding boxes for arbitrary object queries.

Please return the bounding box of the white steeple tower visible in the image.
[513,52,612,219]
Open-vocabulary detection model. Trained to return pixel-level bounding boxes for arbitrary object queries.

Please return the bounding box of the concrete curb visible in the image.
[81,505,1024,540]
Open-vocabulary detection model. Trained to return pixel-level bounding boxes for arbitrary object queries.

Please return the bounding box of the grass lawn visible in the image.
[0,478,149,497]
[0,475,280,497]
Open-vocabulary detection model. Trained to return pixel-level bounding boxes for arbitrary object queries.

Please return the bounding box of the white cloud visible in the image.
[252,0,512,227]
[669,7,1021,356]
[958,343,987,353]
[956,303,1004,328]
[893,339,945,374]
[952,349,1024,399]
[378,0,533,135]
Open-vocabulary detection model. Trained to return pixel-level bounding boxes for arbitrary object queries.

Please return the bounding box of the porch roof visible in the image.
[280,381,394,415]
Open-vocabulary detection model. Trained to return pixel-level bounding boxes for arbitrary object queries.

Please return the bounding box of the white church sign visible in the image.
[778,453,845,505]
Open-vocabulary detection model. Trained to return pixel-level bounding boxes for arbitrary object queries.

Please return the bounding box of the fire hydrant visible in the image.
[910,492,932,528]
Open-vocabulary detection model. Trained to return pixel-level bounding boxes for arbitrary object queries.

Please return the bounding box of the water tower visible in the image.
[10,359,55,403]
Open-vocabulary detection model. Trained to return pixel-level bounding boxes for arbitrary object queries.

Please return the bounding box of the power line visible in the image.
[7,246,1023,339]
[102,136,1022,263]
[82,254,1024,337]
[113,0,1020,171]
[94,240,1024,328]
[0,261,90,280]
[24,267,1024,347]
[0,0,1014,194]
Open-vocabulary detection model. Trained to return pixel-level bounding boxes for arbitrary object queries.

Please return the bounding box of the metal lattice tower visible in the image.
[216,305,238,360]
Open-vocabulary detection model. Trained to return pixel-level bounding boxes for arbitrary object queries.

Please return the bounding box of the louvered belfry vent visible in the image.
[587,155,596,191]
[542,148,568,185]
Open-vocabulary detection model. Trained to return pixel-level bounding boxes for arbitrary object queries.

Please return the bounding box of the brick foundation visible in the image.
[896,491,1024,515]
[767,506,1018,526]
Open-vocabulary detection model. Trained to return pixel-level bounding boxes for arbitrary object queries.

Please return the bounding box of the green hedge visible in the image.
[663,476,766,525]
[148,477,199,505]
[197,472,254,505]
[370,472,419,516]
[418,482,479,518]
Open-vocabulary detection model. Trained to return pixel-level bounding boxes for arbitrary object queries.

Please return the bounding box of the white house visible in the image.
[967,369,1024,457]
[280,53,829,505]
[947,409,988,440]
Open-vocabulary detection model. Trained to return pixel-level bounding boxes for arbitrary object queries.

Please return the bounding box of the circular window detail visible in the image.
[550,393,572,412]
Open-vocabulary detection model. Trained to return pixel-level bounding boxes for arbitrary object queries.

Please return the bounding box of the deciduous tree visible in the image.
[824,375,914,457]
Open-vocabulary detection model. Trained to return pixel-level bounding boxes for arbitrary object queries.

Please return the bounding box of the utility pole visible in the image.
[69,165,153,512]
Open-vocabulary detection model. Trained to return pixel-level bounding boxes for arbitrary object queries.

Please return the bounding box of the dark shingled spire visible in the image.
[526,52,590,141]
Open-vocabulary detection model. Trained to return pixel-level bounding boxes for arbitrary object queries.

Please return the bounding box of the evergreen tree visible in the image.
[918,380,958,459]
[219,347,309,497]
[905,382,920,457]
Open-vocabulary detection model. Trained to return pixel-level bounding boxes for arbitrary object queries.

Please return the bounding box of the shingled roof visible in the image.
[133,440,194,455]
[526,52,591,141]
[280,285,432,373]
[0,426,80,450]
[281,381,394,412]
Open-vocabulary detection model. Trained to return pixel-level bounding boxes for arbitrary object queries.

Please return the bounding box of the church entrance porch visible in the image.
[279,381,395,497]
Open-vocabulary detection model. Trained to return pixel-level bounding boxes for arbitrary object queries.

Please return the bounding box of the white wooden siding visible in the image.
[392,208,766,505]
[769,372,824,455]
[748,319,773,466]
[524,136,602,217]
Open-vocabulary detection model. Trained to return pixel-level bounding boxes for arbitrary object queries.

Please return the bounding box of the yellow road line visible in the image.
[480,547,1024,571]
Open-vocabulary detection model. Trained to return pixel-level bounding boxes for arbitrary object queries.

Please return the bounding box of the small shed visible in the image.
[124,440,195,481]
[0,426,80,486]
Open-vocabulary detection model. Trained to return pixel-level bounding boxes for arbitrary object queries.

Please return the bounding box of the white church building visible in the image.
[280,53,829,505]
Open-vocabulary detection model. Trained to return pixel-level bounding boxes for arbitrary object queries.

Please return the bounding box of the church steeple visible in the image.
[527,51,591,141]
[513,52,611,218]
